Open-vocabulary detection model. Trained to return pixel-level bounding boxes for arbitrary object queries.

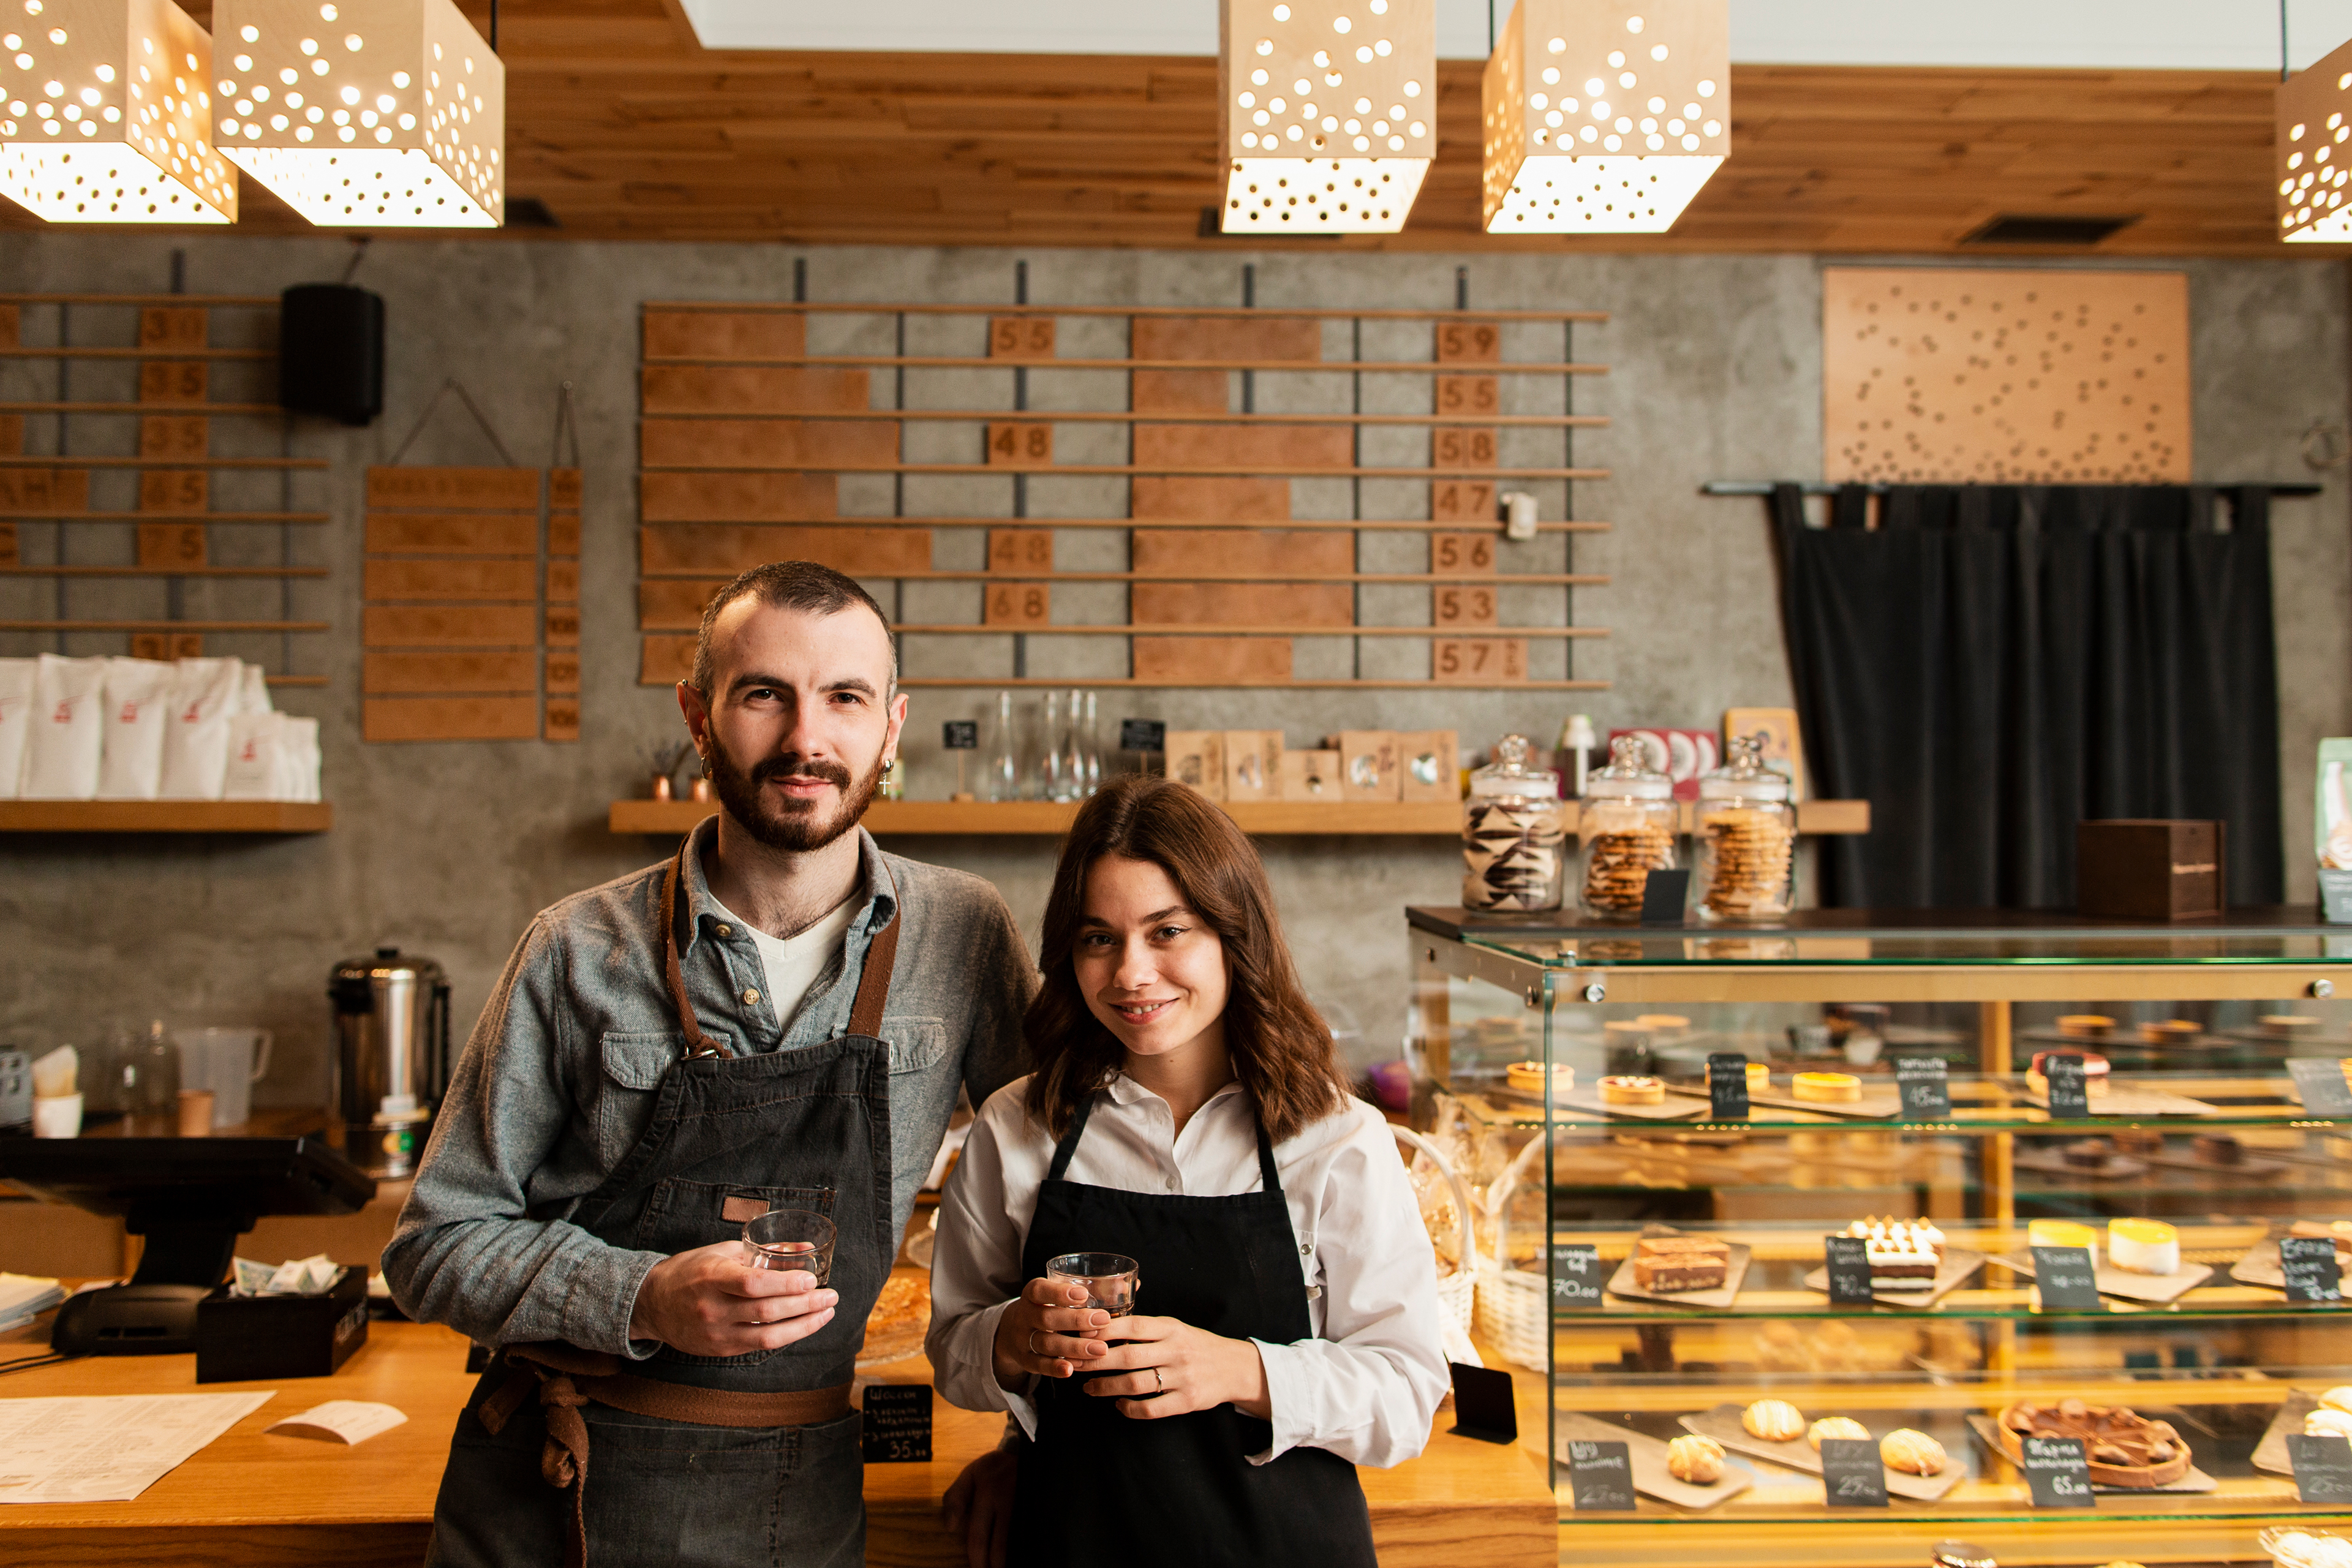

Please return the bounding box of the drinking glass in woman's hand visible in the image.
[1045,1252,1139,1319]
[991,1276,1114,1390]
[744,1208,837,1286]
[1082,1315,1272,1420]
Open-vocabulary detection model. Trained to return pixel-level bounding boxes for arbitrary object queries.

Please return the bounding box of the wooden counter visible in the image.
[0,1316,1555,1567]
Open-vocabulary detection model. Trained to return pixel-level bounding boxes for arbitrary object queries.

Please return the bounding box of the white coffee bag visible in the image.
[222,712,288,801]
[158,657,240,799]
[235,660,273,715]
[0,658,34,799]
[20,653,107,799]
[96,657,175,800]
[282,714,321,802]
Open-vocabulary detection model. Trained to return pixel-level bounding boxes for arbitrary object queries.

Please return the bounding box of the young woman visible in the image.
[927,774,1447,1567]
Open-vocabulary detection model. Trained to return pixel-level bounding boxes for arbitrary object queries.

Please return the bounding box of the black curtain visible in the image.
[1773,483,2283,910]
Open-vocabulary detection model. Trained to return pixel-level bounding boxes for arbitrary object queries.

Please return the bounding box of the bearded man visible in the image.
[385,561,1033,1568]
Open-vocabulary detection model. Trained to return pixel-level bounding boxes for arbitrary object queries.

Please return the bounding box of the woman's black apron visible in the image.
[1006,1090,1379,1567]
[426,844,897,1568]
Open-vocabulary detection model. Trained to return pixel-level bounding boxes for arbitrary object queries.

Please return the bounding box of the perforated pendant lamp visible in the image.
[1481,0,1727,234]
[1219,0,1434,233]
[2278,35,2352,242]
[211,0,502,227]
[0,0,237,223]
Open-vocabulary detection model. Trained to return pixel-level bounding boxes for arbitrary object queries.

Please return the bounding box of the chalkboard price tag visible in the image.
[1707,1052,1751,1120]
[861,1384,933,1463]
[2030,1245,2101,1310]
[2290,1057,2352,1118]
[940,720,979,750]
[2042,1053,2091,1120]
[1823,1235,1875,1305]
[1639,869,1691,925]
[1819,1437,1890,1507]
[1565,1439,1637,1512]
[2280,1235,2345,1303]
[1893,1055,1952,1120]
[2289,1433,2352,1504]
[2020,1434,2098,1509]
[1551,1243,1603,1306]
[1118,718,1167,753]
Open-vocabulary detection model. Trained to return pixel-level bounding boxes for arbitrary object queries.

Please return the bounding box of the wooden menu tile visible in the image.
[1163,731,1227,799]
[545,652,581,695]
[138,415,205,457]
[984,581,1051,626]
[1129,475,1289,519]
[985,421,1054,467]
[0,413,18,455]
[1131,581,1351,627]
[138,469,208,513]
[363,695,540,744]
[366,466,541,511]
[0,467,88,513]
[1430,480,1498,524]
[638,578,725,630]
[1132,422,1350,470]
[1395,730,1460,801]
[641,523,934,575]
[549,469,582,510]
[1131,369,1229,412]
[641,634,697,685]
[544,698,581,743]
[1223,729,1283,801]
[1433,637,1528,684]
[129,630,202,660]
[136,522,206,570]
[363,558,537,603]
[138,306,207,349]
[1434,320,1502,362]
[1131,636,1291,684]
[363,605,539,649]
[0,303,17,345]
[640,470,840,523]
[363,651,539,695]
[367,513,540,556]
[0,520,16,565]
[1433,427,1497,468]
[1131,529,1349,576]
[546,559,580,604]
[641,417,898,469]
[545,606,581,647]
[548,513,581,557]
[1433,582,1498,626]
[1330,731,1400,801]
[1435,375,1499,417]
[137,360,208,404]
[988,528,1055,575]
[1131,315,1319,363]
[640,364,870,415]
[987,315,1056,360]
[1278,748,1342,802]
[643,309,806,361]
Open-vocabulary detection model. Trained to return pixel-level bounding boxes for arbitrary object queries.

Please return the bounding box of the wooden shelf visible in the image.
[648,461,1608,479]
[608,798,1872,837]
[647,408,1610,428]
[0,456,326,469]
[646,354,1607,375]
[641,570,1606,586]
[638,516,1611,535]
[889,623,1609,639]
[0,801,332,833]
[650,301,1609,323]
[0,619,329,633]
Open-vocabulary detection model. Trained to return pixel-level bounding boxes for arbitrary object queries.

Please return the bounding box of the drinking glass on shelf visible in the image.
[744,1209,837,1286]
[1079,691,1101,796]
[987,690,1020,803]
[1046,1252,1139,1319]
[1041,690,1069,801]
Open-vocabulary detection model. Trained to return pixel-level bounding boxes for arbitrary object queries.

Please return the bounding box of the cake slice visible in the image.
[1842,1216,1945,1289]
[1632,1235,1730,1292]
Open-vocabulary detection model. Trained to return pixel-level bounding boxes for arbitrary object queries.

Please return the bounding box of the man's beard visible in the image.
[703,733,884,853]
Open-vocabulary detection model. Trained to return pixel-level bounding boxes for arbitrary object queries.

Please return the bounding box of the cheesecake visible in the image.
[2107,1218,2180,1276]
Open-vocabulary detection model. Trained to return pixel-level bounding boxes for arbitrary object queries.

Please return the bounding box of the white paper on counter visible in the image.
[266,1400,407,1446]
[0,1391,273,1504]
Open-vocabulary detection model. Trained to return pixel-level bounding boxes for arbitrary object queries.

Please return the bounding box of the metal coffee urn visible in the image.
[330,948,451,1177]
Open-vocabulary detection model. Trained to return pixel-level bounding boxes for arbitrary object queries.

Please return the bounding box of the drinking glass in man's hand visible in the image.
[1046,1252,1139,1318]
[744,1208,836,1286]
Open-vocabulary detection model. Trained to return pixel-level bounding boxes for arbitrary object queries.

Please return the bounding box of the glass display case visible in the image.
[1406,907,2352,1567]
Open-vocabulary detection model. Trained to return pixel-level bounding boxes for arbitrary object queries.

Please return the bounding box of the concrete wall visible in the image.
[1,236,2345,1107]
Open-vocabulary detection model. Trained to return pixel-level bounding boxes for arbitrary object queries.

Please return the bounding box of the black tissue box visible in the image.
[195,1264,369,1384]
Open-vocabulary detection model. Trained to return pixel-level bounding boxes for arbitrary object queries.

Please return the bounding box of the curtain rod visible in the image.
[1703,481,2324,497]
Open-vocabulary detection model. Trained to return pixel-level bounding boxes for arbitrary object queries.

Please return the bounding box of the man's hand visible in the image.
[1082,1314,1270,1420]
[989,1276,1110,1390]
[627,1240,838,1357]
[941,1446,1017,1568]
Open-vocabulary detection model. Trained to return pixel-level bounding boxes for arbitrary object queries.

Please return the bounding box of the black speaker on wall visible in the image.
[279,283,384,426]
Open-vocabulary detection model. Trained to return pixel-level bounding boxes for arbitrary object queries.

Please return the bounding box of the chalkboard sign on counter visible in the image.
[1893,1055,1952,1120]
[2281,1235,2345,1303]
[2042,1054,2090,1120]
[2291,1057,2352,1118]
[2030,1245,2101,1310]
[1823,1235,1875,1305]
[2019,1434,2097,1509]
[861,1384,932,1463]
[1707,1052,1751,1120]
[1565,1439,1637,1512]
[1551,1243,1602,1306]
[1118,719,1167,754]
[940,720,979,750]
[1819,1437,1890,1508]
[2290,1431,2352,1504]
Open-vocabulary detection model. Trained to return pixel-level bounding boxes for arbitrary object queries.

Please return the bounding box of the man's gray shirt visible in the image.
[382,821,1034,1355]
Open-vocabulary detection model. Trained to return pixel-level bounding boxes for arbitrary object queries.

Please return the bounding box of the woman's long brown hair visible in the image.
[1023,774,1351,1144]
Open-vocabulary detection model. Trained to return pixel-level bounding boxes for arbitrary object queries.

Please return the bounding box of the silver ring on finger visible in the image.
[1028,1329,1045,1356]
[1153,1366,1165,1393]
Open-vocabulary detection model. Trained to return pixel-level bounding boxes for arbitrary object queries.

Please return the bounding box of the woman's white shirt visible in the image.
[925,1071,1449,1469]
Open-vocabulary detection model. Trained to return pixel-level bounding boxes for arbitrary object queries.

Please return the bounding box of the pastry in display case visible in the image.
[1406,904,2352,1567]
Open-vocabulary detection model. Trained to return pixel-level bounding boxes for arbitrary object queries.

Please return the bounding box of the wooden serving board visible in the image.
[1553,1087,1706,1122]
[2021,1085,2221,1117]
[1802,1246,1988,1307]
[1554,1411,1755,1510]
[2252,1390,2323,1477]
[1662,1083,1905,1121]
[1964,1413,2216,1493]
[2228,1238,2349,1294]
[1992,1250,2215,1305]
[1605,1243,1752,1310]
[1679,1403,1964,1501]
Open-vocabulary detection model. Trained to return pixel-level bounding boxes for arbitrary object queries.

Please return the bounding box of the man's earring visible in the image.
[882,756,896,775]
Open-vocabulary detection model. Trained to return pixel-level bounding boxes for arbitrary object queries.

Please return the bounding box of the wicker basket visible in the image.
[1472,1131,1551,1370]
[1392,1123,1477,1331]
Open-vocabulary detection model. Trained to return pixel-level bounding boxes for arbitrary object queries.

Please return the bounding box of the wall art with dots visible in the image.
[1822,268,2189,485]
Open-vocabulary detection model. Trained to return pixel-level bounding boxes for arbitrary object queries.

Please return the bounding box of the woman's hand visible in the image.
[941,1446,1017,1568]
[990,1277,1111,1390]
[1082,1314,1270,1420]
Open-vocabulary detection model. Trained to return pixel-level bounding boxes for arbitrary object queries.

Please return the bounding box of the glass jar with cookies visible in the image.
[1462,733,1569,911]
[1691,734,1797,923]
[1574,736,1678,921]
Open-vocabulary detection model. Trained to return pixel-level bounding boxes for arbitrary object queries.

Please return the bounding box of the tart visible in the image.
[1665,1433,1725,1484]
[1630,1234,1730,1292]
[1599,1074,1665,1106]
[2056,1014,2114,1038]
[1505,1060,1575,1095]
[1879,1428,1945,1476]
[1793,1071,1861,1104]
[1807,1415,1869,1450]
[2107,1218,2180,1276]
[2138,1019,2201,1044]
[1742,1398,1806,1442]
[1994,1398,2190,1487]
[2027,1049,2112,1099]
